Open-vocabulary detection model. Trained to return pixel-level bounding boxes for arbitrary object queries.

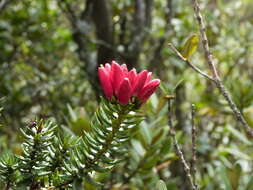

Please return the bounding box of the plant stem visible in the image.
[190,104,198,189]
[85,107,129,167]
[167,97,197,190]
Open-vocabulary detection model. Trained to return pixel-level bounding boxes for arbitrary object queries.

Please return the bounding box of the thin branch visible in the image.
[190,104,197,189]
[191,0,219,79]
[167,97,197,190]
[190,0,253,137]
[0,0,13,14]
[168,43,215,82]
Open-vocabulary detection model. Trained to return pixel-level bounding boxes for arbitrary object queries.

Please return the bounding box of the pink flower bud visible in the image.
[98,66,113,100]
[137,79,160,103]
[128,68,137,86]
[146,72,152,83]
[111,61,124,95]
[117,78,132,105]
[98,60,160,105]
[131,70,148,96]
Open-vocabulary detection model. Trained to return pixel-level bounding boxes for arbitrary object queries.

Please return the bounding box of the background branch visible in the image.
[191,0,253,137]
[57,0,100,98]
[167,97,198,190]
[125,0,152,69]
[168,43,215,82]
[190,104,198,189]
[0,0,13,14]
[91,0,114,67]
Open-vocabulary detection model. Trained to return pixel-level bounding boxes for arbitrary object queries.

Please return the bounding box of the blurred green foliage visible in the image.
[0,0,253,189]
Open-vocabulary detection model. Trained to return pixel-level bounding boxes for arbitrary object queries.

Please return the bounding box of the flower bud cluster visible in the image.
[98,61,160,105]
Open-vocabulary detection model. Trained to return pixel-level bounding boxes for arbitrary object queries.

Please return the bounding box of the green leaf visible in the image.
[156,180,167,190]
[181,34,199,59]
[219,165,233,190]
[226,125,252,145]
[67,104,77,121]
[245,176,253,190]
[131,139,146,157]
[228,163,242,189]
[84,173,103,186]
[220,147,251,160]
[140,122,152,146]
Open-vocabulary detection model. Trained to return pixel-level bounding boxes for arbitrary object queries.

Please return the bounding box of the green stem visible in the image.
[85,107,129,167]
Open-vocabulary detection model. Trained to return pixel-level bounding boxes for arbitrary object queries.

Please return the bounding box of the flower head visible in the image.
[98,61,160,105]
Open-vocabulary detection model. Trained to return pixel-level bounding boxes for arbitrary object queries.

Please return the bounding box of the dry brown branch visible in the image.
[168,0,253,137]
[190,0,253,138]
[167,97,198,190]
[190,104,198,189]
[169,41,253,137]
[168,43,215,82]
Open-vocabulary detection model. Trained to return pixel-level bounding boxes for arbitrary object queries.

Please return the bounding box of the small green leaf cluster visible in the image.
[60,99,144,187]
[0,153,19,188]
[0,99,144,189]
[18,120,57,187]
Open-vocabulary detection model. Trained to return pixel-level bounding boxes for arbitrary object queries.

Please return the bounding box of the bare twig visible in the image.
[191,0,219,79]
[190,0,253,137]
[167,97,197,190]
[168,43,215,82]
[190,104,197,189]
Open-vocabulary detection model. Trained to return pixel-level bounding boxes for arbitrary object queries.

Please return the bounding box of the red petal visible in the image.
[117,78,132,105]
[138,79,160,103]
[131,70,148,96]
[128,68,137,86]
[146,72,152,84]
[98,67,113,99]
[111,61,124,95]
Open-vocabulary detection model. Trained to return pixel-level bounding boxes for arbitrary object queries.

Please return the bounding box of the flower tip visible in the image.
[153,79,160,85]
[111,60,120,66]
[137,79,160,103]
[98,67,113,100]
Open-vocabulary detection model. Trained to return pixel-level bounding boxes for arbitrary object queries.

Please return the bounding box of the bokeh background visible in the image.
[0,0,253,189]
